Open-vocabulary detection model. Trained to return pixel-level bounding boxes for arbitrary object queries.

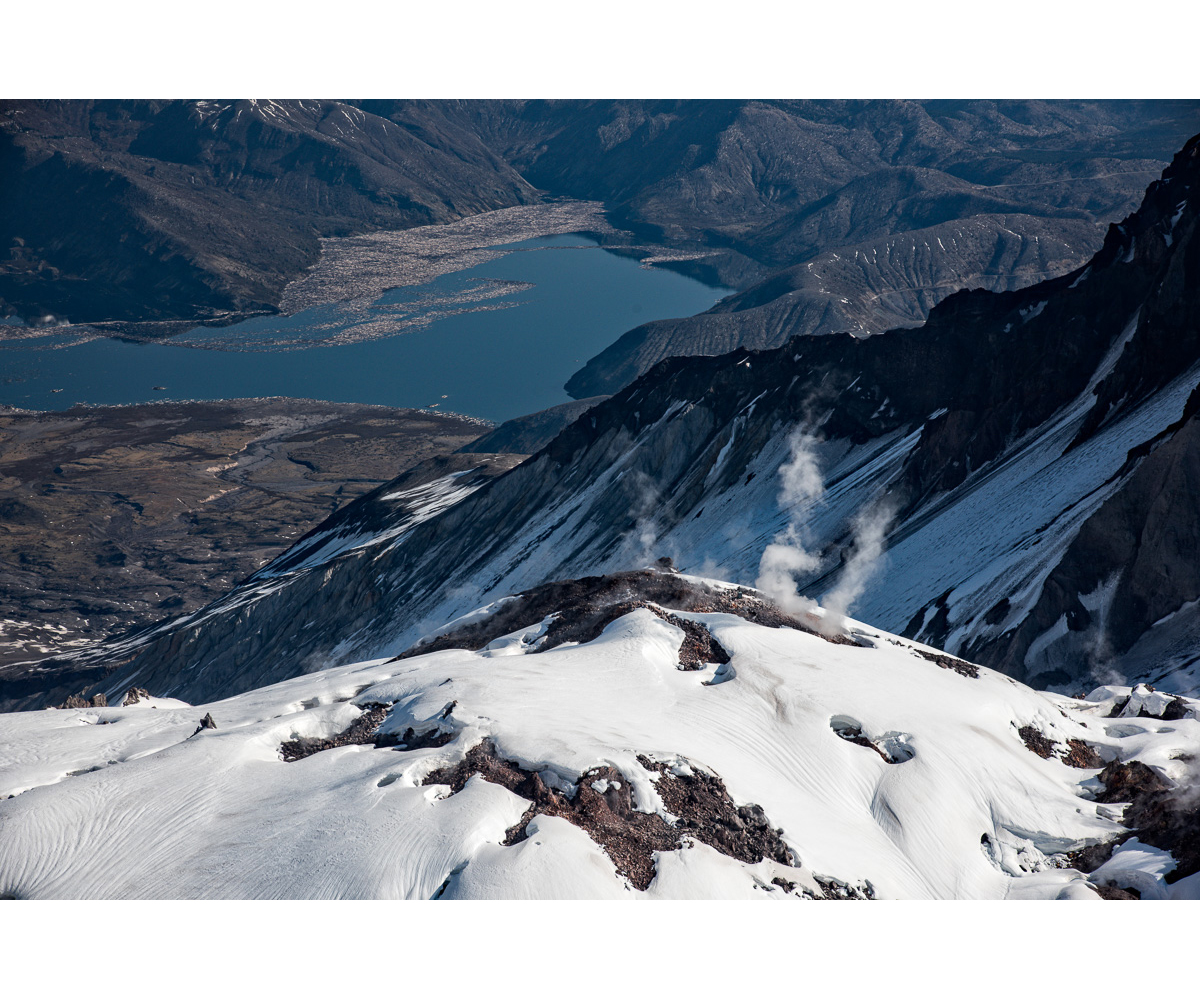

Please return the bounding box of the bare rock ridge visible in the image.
[392,566,862,661]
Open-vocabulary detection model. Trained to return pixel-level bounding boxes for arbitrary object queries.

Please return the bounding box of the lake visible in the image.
[0,234,729,424]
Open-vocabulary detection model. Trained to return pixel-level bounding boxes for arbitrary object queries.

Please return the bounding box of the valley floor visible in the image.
[0,398,490,667]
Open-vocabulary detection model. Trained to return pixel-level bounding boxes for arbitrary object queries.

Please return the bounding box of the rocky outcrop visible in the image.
[394,568,847,665]
[422,738,794,892]
[1093,760,1200,885]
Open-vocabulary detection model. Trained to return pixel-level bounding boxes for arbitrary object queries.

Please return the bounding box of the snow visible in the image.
[1164,202,1187,247]
[704,418,742,487]
[1090,840,1178,899]
[3,592,1193,900]
[257,469,487,577]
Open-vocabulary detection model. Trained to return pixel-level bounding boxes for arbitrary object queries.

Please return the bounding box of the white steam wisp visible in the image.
[755,429,824,615]
[821,499,895,635]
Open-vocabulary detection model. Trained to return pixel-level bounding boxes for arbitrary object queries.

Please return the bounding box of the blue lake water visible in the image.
[0,235,729,423]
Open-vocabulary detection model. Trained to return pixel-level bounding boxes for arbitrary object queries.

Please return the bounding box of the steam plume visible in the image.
[820,499,895,635]
[755,429,824,614]
[619,470,665,566]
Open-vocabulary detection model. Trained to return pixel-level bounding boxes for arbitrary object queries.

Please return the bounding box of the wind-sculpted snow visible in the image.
[3,583,1197,899]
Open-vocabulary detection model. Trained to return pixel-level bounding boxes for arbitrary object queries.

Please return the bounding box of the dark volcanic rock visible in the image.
[1062,739,1105,769]
[1018,726,1104,769]
[457,397,610,455]
[1094,760,1170,804]
[1094,760,1200,884]
[1091,884,1141,899]
[639,756,794,867]
[423,739,794,891]
[56,692,105,709]
[280,704,391,762]
[278,703,454,762]
[1066,840,1117,874]
[394,569,847,666]
[1018,725,1058,759]
[910,646,979,679]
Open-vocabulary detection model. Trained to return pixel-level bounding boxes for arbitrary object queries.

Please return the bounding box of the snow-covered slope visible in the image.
[2,572,1197,900]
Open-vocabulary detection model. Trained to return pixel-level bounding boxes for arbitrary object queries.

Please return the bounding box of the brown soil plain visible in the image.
[0,398,489,665]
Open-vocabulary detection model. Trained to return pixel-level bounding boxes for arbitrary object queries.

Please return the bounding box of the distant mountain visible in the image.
[2,568,1196,899]
[14,132,1199,710]
[3,99,1197,348]
[566,212,1102,397]
[485,99,1194,260]
[551,99,1200,394]
[0,99,535,324]
[456,395,609,455]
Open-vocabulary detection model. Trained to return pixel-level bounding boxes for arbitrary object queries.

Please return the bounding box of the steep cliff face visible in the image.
[971,394,1200,686]
[22,134,1197,710]
[0,100,536,324]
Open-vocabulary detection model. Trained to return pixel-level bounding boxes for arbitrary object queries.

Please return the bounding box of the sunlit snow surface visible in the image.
[2,589,1196,899]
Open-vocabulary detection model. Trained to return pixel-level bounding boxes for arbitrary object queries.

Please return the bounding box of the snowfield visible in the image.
[2,577,1196,900]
